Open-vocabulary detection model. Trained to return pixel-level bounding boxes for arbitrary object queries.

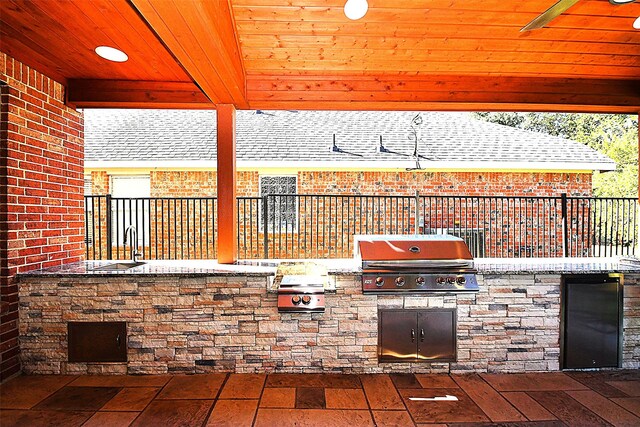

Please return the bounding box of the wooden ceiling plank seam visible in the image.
[238,36,639,56]
[244,76,640,97]
[245,89,640,104]
[1,1,110,79]
[129,0,224,105]
[181,0,247,105]
[241,49,640,67]
[230,5,640,29]
[230,0,639,17]
[234,21,640,43]
[246,100,640,114]
[242,60,640,78]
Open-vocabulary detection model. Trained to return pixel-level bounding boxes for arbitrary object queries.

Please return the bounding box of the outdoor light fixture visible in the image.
[634,16,640,29]
[95,46,128,62]
[344,0,368,20]
[609,0,636,4]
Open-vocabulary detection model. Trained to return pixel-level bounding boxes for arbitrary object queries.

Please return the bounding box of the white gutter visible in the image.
[85,159,616,172]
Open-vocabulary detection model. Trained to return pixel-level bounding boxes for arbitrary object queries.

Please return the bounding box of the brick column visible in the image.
[0,53,84,381]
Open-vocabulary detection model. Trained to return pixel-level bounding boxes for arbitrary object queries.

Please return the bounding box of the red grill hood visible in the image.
[356,234,473,262]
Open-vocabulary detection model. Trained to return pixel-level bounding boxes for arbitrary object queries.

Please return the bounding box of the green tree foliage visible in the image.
[473,112,638,198]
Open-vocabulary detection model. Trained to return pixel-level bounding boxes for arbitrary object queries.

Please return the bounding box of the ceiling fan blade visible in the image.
[520,0,581,32]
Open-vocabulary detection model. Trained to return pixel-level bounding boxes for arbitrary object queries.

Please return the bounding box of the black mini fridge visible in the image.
[561,275,623,369]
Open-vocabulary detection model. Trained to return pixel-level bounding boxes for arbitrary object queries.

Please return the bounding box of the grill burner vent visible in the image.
[357,235,479,293]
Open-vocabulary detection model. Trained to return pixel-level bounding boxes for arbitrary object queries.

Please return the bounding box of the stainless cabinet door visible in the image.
[417,309,456,362]
[379,310,417,362]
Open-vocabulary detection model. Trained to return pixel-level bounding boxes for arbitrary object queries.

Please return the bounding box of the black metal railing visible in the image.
[85,194,638,260]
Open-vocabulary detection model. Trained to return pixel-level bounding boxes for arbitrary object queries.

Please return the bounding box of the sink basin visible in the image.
[91,261,146,271]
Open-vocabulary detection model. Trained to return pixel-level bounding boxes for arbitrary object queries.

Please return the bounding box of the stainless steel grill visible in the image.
[275,262,327,313]
[357,235,480,293]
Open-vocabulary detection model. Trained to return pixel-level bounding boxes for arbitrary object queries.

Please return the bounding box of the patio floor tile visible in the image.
[480,372,589,392]
[567,389,640,426]
[205,399,258,427]
[390,373,422,389]
[528,391,610,426]
[607,381,640,397]
[265,373,361,388]
[100,387,160,411]
[34,386,120,411]
[360,374,405,410]
[131,399,213,427]
[155,373,226,399]
[452,374,527,422]
[414,373,459,389]
[0,375,77,409]
[501,391,557,421]
[254,408,375,427]
[296,386,326,409]
[219,373,266,399]
[83,411,140,427]
[69,374,172,388]
[325,387,368,409]
[399,387,488,424]
[611,397,640,417]
[0,409,92,427]
[371,410,416,426]
[259,387,296,408]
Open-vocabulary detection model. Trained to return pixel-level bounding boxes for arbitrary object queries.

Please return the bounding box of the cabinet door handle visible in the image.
[411,328,415,342]
[116,334,121,348]
[420,328,425,342]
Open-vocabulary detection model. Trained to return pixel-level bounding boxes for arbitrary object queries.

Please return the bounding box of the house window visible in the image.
[110,175,151,246]
[260,175,297,232]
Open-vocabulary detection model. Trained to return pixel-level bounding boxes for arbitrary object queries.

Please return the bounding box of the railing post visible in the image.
[561,193,568,257]
[262,195,269,259]
[414,190,420,235]
[106,194,113,260]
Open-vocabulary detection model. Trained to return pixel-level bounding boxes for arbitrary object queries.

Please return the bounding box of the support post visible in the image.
[216,105,237,263]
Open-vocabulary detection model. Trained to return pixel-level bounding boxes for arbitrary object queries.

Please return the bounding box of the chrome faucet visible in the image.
[123,225,142,262]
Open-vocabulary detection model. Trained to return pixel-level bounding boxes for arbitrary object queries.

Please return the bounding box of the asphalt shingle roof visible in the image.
[84,109,614,169]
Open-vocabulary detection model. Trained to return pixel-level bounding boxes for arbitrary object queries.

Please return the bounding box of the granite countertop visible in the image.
[17,257,640,278]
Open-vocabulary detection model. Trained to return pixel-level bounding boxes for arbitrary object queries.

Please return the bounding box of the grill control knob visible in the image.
[395,277,405,287]
[446,276,456,284]
[375,277,385,287]
[416,276,426,286]
[436,276,446,285]
[301,295,312,305]
[456,276,466,285]
[291,295,301,305]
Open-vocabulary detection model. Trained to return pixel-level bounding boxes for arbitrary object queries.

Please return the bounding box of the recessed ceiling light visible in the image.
[609,0,636,4]
[634,16,640,29]
[344,0,368,20]
[95,46,128,62]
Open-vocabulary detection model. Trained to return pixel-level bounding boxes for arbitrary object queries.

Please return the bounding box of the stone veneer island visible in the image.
[17,259,640,375]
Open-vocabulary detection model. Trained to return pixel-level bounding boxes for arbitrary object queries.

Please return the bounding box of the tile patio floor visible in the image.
[1,371,639,426]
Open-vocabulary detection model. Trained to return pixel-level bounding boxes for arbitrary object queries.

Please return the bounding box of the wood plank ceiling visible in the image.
[0,0,639,112]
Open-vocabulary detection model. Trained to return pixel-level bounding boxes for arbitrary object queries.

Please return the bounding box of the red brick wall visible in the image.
[298,171,592,197]
[0,53,84,381]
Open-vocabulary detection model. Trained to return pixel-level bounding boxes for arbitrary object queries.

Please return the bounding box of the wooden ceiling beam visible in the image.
[245,75,640,114]
[131,0,248,108]
[67,80,213,109]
